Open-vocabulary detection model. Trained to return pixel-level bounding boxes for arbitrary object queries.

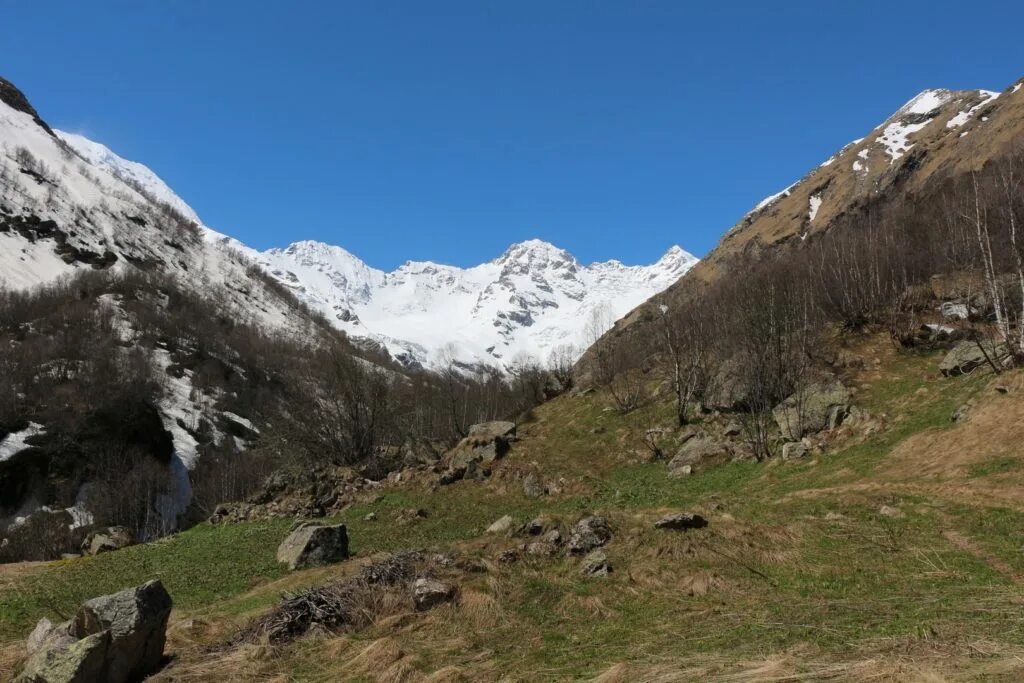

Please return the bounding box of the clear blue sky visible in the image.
[3,2,1022,269]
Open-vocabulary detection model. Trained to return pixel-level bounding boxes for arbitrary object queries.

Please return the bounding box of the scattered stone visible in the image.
[364,512,377,522]
[824,511,845,521]
[468,421,517,442]
[525,517,547,535]
[773,380,851,440]
[879,505,904,518]
[18,581,173,683]
[567,516,612,555]
[395,508,429,524]
[951,404,970,423]
[498,549,519,563]
[486,515,514,534]
[412,578,456,611]
[781,441,811,460]
[653,513,709,531]
[672,464,693,477]
[579,550,612,577]
[80,526,135,556]
[522,472,547,497]
[525,540,559,557]
[276,523,350,570]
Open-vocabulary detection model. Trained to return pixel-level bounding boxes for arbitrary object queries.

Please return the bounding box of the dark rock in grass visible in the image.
[567,516,612,555]
[579,549,612,577]
[654,513,709,531]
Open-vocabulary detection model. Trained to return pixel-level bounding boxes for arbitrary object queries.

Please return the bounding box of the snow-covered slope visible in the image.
[214,237,697,370]
[2,76,696,372]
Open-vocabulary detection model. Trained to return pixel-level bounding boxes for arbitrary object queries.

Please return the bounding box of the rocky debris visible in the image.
[412,578,456,611]
[567,516,612,555]
[781,441,811,460]
[523,516,554,536]
[80,526,135,556]
[668,437,730,476]
[486,515,514,534]
[17,581,172,683]
[579,550,612,577]
[399,436,441,468]
[522,472,547,497]
[276,523,350,570]
[939,340,1010,377]
[773,380,851,441]
[210,466,377,524]
[653,513,709,531]
[498,549,519,563]
[439,421,517,485]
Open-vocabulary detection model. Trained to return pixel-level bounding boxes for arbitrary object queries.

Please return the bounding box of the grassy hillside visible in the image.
[4,337,1024,681]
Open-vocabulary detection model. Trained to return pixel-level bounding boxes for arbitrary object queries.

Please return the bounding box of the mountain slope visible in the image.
[601,75,1024,349]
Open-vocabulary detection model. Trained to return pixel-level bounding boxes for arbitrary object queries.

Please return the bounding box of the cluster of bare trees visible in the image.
[585,143,1024,459]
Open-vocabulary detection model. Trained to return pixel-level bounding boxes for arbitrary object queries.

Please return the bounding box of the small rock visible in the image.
[951,405,970,423]
[498,549,519,563]
[654,513,709,531]
[567,516,612,555]
[486,515,514,534]
[525,518,547,535]
[671,464,693,477]
[781,441,810,460]
[412,578,455,611]
[522,472,547,498]
[26,618,56,655]
[364,512,377,522]
[996,385,1010,394]
[579,550,612,577]
[879,505,904,518]
[724,421,742,437]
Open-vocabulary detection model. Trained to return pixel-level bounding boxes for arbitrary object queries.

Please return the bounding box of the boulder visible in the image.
[468,421,516,442]
[399,436,440,467]
[667,437,729,475]
[412,578,455,611]
[486,515,514,534]
[939,340,1010,377]
[16,630,109,683]
[567,516,612,555]
[773,380,851,440]
[68,580,172,683]
[18,581,174,683]
[781,441,811,460]
[724,421,743,437]
[704,358,752,411]
[276,523,350,570]
[80,527,135,556]
[653,513,708,531]
[579,550,612,577]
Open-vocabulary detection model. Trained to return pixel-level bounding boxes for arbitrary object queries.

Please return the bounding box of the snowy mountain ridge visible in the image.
[230,236,698,371]
[49,122,698,371]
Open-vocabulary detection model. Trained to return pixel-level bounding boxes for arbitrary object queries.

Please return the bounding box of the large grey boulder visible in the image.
[18,580,172,683]
[468,421,517,441]
[276,523,350,570]
[667,437,729,476]
[80,526,135,556]
[939,340,1010,377]
[773,380,851,441]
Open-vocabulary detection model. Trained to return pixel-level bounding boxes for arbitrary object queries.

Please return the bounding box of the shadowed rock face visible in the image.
[0,77,54,136]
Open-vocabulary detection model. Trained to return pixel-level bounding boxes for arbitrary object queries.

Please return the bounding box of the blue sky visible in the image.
[3,2,1022,269]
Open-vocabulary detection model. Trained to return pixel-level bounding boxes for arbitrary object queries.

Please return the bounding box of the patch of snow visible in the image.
[753,183,797,212]
[0,422,44,461]
[897,89,953,116]
[946,90,1000,129]
[808,194,823,222]
[852,160,867,173]
[876,118,932,162]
